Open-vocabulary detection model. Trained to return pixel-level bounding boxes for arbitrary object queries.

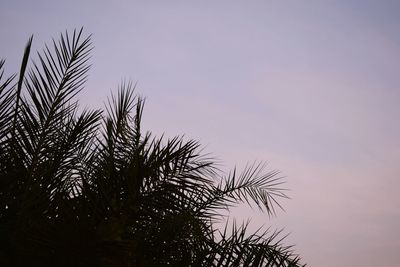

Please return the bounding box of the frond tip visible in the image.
[199,162,288,218]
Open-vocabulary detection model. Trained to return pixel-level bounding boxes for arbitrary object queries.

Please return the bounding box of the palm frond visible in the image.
[0,60,16,142]
[199,162,288,218]
[204,220,304,267]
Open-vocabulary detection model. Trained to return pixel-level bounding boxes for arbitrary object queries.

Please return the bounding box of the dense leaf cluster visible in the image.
[0,29,305,266]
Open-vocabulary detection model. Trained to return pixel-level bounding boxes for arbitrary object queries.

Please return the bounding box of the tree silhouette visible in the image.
[0,29,305,266]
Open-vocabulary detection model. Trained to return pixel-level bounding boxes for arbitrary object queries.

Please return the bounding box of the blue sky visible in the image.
[2,1,400,266]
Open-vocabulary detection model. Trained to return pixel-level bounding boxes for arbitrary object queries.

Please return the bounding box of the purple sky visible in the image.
[2,1,400,266]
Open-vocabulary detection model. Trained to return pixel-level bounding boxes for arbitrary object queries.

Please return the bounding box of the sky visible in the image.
[1,1,400,266]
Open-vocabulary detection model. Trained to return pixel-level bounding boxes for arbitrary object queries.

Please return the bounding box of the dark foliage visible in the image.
[0,29,305,266]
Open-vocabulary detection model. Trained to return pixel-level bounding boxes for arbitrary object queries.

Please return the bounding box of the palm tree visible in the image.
[0,29,305,266]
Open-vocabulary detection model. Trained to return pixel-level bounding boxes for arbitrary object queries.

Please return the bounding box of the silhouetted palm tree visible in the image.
[0,29,305,266]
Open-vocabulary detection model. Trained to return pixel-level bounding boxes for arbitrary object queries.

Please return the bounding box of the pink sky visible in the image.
[2,1,400,266]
